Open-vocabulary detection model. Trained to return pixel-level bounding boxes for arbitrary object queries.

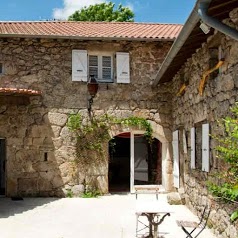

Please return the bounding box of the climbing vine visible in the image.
[207,102,238,222]
[67,113,153,165]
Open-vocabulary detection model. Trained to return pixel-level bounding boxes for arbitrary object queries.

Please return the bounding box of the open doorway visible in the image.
[108,134,130,193]
[134,136,162,185]
[108,133,162,193]
[0,139,6,196]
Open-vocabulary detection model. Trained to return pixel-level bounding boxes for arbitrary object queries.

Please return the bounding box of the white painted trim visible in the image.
[109,122,171,193]
[191,127,196,169]
[130,131,135,193]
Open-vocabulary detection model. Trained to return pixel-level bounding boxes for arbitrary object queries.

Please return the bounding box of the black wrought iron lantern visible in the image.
[87,75,98,113]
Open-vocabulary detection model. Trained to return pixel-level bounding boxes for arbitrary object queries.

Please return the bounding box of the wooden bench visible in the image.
[134,185,161,200]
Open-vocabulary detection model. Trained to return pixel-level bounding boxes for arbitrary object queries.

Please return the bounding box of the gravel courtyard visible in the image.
[0,194,216,238]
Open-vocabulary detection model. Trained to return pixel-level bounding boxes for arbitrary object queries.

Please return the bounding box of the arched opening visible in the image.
[108,132,162,193]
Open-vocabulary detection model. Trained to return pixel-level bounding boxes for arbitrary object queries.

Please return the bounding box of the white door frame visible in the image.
[130,131,135,193]
[110,123,172,193]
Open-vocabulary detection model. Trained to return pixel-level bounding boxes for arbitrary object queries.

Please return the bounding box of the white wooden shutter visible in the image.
[172,130,180,188]
[116,52,130,83]
[202,123,210,172]
[72,50,88,82]
[191,127,195,169]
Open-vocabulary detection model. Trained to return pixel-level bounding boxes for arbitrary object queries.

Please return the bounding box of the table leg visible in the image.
[144,213,170,238]
[148,214,153,237]
[153,224,158,238]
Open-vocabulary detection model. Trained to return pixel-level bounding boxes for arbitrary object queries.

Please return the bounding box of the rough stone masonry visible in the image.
[171,7,238,238]
[0,38,173,197]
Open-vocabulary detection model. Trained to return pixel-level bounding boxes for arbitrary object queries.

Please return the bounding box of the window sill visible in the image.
[97,80,114,84]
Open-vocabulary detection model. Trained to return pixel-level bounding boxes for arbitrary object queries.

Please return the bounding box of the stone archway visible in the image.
[108,121,173,192]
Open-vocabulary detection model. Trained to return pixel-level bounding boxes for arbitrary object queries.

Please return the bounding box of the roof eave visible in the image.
[0,33,176,42]
[152,0,212,87]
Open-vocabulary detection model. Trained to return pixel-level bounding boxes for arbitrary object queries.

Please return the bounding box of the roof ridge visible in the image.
[0,21,182,26]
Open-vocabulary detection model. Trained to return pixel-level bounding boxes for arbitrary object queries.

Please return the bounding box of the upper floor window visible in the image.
[89,54,113,83]
[72,50,130,84]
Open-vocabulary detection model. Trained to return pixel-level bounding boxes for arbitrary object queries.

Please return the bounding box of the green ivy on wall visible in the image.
[67,113,153,165]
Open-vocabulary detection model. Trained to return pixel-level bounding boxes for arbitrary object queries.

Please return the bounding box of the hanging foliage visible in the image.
[67,113,153,165]
[207,102,238,222]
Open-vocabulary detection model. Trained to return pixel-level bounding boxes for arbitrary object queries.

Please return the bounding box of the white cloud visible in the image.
[125,2,134,11]
[53,0,105,20]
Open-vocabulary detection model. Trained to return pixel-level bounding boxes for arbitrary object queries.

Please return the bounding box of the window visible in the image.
[72,50,130,84]
[89,54,113,82]
[190,123,210,172]
[0,63,3,74]
[195,125,203,170]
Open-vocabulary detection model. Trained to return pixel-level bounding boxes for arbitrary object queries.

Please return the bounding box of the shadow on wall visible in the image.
[0,95,74,198]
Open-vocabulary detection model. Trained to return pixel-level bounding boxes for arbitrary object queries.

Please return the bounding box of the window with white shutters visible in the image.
[190,123,210,172]
[72,50,130,83]
[88,54,113,82]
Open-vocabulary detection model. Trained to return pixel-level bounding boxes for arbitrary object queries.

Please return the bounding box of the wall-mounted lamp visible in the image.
[87,75,99,114]
[200,22,210,34]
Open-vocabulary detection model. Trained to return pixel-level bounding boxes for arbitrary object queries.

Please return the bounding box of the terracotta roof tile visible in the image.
[0,88,41,96]
[0,21,182,41]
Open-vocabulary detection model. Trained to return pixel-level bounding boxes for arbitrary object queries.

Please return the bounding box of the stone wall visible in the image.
[171,8,238,238]
[0,38,173,197]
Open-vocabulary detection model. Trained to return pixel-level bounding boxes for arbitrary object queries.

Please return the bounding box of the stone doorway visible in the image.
[108,133,162,193]
[0,138,6,196]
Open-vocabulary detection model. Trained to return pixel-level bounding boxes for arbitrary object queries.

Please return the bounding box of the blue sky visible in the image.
[0,0,196,23]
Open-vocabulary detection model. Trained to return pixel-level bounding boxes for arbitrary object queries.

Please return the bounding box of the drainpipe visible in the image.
[198,1,238,41]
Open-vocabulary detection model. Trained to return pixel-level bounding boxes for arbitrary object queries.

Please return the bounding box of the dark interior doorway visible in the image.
[0,139,6,196]
[108,133,162,193]
[108,135,130,193]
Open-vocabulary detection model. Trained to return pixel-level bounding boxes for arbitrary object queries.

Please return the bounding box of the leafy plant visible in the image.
[67,113,153,165]
[231,210,238,222]
[208,102,238,221]
[81,190,101,198]
[66,190,74,198]
[118,116,153,143]
[207,182,238,201]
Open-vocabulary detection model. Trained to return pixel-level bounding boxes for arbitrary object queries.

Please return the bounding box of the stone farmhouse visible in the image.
[0,21,182,197]
[0,0,238,236]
